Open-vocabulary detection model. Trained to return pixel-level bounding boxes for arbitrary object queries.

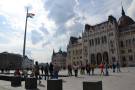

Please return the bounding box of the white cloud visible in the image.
[127,0,135,20]
[0,0,134,63]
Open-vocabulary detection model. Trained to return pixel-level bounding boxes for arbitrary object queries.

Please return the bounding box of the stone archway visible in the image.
[103,52,109,64]
[97,53,102,65]
[91,54,96,64]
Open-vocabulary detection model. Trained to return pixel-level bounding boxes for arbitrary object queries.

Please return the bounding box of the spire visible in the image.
[53,49,55,55]
[121,2,125,16]
[59,47,62,53]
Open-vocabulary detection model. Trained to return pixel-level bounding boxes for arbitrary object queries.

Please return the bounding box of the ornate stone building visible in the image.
[51,49,67,69]
[67,37,82,66]
[67,6,135,67]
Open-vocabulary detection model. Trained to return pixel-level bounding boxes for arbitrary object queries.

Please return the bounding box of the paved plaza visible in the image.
[0,67,135,90]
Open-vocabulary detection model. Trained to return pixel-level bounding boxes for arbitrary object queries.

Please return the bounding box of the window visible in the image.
[109,32,113,36]
[110,40,113,47]
[126,39,131,47]
[120,50,125,54]
[129,55,133,61]
[101,36,107,44]
[76,50,78,55]
[101,36,104,44]
[89,40,92,46]
[97,37,100,44]
[128,49,132,53]
[73,50,75,55]
[92,39,94,46]
[120,41,124,47]
[104,36,107,43]
[110,49,114,54]
[112,57,116,62]
[132,38,135,45]
[95,38,98,45]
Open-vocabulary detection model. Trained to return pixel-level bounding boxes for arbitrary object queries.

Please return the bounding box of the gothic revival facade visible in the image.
[67,37,82,65]
[67,7,135,67]
[51,49,67,69]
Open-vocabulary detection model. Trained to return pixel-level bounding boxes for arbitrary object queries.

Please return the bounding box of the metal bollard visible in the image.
[25,77,37,89]
[11,76,21,87]
[47,79,62,90]
[83,81,102,90]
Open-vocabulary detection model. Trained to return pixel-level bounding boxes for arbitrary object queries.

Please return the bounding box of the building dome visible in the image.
[118,15,134,28]
[118,6,134,28]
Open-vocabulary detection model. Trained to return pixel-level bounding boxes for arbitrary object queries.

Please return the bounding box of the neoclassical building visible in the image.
[67,7,135,67]
[51,49,67,69]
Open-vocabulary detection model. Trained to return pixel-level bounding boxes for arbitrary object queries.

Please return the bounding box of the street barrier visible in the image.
[83,81,102,90]
[47,79,62,90]
[25,77,37,89]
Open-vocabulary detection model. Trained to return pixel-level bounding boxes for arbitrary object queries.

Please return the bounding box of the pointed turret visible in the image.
[122,6,125,16]
[53,49,55,55]
[59,48,62,53]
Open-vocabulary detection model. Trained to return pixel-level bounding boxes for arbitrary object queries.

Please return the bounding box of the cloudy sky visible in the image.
[0,0,135,63]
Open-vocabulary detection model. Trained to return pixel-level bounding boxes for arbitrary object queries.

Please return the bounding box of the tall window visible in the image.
[89,40,92,46]
[104,36,107,43]
[110,40,113,47]
[129,55,133,61]
[97,37,100,44]
[132,38,135,45]
[95,38,98,45]
[92,39,94,46]
[120,41,124,47]
[101,36,104,44]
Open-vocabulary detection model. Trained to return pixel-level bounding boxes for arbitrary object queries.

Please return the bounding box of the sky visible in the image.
[0,0,135,63]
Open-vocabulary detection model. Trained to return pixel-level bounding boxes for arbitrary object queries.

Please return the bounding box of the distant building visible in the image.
[67,6,135,67]
[66,37,83,66]
[0,52,34,69]
[21,56,34,69]
[0,52,23,69]
[51,49,67,69]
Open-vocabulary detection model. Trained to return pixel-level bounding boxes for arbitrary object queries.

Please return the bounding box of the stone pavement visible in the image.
[0,67,135,90]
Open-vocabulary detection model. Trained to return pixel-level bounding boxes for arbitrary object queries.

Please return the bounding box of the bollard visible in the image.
[25,77,37,89]
[83,81,102,90]
[47,79,62,90]
[11,76,21,87]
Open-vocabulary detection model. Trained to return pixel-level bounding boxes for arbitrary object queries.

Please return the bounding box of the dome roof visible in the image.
[118,6,134,28]
[118,15,134,28]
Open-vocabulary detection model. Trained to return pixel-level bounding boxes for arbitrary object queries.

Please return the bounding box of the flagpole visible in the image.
[23,7,28,59]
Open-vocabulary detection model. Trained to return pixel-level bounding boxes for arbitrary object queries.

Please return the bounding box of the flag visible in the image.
[27,13,35,18]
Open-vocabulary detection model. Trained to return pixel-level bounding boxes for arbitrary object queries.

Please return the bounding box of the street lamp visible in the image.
[23,7,35,60]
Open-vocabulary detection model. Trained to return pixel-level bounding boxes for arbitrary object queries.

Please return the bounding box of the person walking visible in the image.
[44,63,49,80]
[112,62,116,73]
[86,64,91,75]
[73,63,78,77]
[67,64,72,76]
[41,66,44,76]
[34,61,41,84]
[91,64,95,75]
[99,62,104,75]
[49,63,53,79]
[53,63,60,79]
[105,63,109,76]
[14,68,21,76]
[116,61,121,72]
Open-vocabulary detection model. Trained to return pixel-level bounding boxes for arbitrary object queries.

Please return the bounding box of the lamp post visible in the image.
[23,8,35,59]
[23,8,28,59]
